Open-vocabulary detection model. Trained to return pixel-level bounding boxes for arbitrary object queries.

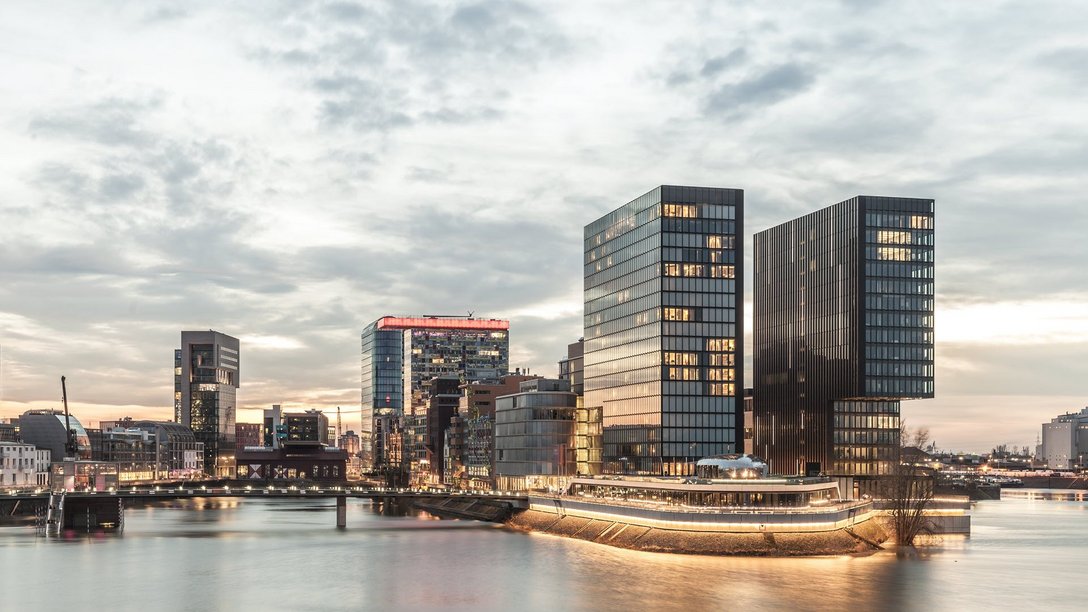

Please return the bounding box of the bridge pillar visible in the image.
[336,495,347,529]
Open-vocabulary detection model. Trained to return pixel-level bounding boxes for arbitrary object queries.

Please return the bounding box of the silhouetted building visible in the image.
[176,330,239,476]
[585,185,744,475]
[18,410,91,461]
[236,446,348,482]
[753,195,935,482]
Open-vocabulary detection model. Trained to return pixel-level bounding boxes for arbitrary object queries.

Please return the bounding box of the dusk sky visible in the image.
[1,1,1085,452]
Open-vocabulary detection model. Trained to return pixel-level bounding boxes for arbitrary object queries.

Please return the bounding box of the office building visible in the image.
[584,185,744,476]
[18,409,92,461]
[494,378,579,491]
[753,195,935,481]
[1041,407,1088,469]
[176,330,240,476]
[360,315,509,468]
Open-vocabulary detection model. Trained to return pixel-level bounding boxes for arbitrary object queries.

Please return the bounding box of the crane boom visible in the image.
[60,376,76,459]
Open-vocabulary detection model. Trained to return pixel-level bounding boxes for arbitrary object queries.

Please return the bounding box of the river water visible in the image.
[1,490,1084,611]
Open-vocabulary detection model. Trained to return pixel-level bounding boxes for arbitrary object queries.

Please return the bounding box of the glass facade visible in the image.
[176,331,239,477]
[494,381,578,484]
[360,316,510,470]
[584,185,743,476]
[753,195,934,477]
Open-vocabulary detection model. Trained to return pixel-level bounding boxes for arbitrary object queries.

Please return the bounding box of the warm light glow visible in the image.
[377,316,510,331]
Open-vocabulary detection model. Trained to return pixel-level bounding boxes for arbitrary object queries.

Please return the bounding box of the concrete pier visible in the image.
[336,496,347,528]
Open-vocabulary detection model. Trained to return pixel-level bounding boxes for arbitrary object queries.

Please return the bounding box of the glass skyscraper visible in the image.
[753,196,934,480]
[360,316,509,468]
[175,330,240,477]
[584,185,743,476]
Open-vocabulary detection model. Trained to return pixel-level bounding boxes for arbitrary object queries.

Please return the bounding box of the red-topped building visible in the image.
[361,315,510,470]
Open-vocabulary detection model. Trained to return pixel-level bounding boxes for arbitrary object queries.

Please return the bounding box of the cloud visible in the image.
[704,63,816,118]
[2,1,1087,452]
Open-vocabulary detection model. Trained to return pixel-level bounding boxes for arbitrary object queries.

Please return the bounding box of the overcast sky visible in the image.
[1,1,1086,452]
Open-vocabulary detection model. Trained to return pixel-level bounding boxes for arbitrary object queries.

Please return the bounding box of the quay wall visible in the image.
[505,497,889,556]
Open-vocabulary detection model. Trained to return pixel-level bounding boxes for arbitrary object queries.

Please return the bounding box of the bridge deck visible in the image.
[4,487,528,503]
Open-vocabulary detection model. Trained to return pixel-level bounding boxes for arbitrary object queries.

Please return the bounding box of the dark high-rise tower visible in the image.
[753,196,934,481]
[584,185,744,476]
[176,330,240,477]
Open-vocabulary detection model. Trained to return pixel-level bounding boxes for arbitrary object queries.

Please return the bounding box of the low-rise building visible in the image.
[235,423,262,450]
[0,443,50,489]
[494,378,578,492]
[236,446,348,482]
[1042,407,1088,469]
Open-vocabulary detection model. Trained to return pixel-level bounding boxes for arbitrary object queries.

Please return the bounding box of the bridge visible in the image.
[4,486,528,534]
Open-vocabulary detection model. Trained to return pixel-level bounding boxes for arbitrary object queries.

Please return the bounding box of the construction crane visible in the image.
[60,376,77,459]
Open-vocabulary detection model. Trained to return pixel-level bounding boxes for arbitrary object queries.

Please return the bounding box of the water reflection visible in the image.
[0,494,1084,611]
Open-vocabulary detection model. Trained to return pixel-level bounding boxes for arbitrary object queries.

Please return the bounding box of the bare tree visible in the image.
[883,422,936,546]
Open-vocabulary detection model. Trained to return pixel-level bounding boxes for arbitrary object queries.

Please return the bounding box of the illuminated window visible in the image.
[663,308,692,321]
[664,263,680,277]
[664,352,698,366]
[706,235,722,248]
[706,368,735,381]
[708,383,735,396]
[706,338,735,352]
[876,230,911,244]
[682,264,704,277]
[663,204,697,218]
[710,264,735,278]
[668,367,699,381]
[708,353,734,366]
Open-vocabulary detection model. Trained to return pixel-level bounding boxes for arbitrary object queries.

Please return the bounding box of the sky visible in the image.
[1,1,1086,453]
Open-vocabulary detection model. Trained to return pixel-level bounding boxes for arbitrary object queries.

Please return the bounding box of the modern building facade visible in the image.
[494,378,579,491]
[176,330,240,476]
[1041,407,1088,469]
[753,195,935,480]
[584,185,744,476]
[360,316,509,468]
[18,410,92,461]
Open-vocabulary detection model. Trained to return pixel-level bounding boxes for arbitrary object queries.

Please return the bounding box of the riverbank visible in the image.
[506,507,889,556]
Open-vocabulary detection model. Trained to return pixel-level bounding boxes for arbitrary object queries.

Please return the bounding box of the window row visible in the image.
[865,261,934,279]
[864,312,935,328]
[663,263,735,278]
[865,294,934,312]
[864,362,934,377]
[866,212,933,230]
[865,278,934,296]
[867,246,934,263]
[865,344,934,361]
[864,328,934,344]
[866,228,934,246]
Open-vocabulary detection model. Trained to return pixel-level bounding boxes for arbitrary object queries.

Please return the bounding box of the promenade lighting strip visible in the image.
[528,500,874,533]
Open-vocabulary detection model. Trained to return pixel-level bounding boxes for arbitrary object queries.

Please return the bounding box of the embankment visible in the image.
[505,508,889,556]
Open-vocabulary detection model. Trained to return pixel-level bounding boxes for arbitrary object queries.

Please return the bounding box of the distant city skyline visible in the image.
[2,2,1087,452]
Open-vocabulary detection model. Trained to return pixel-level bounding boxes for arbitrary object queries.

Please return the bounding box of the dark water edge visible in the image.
[1,491,1085,611]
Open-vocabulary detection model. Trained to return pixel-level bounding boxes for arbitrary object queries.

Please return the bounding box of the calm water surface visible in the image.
[2,490,1084,611]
